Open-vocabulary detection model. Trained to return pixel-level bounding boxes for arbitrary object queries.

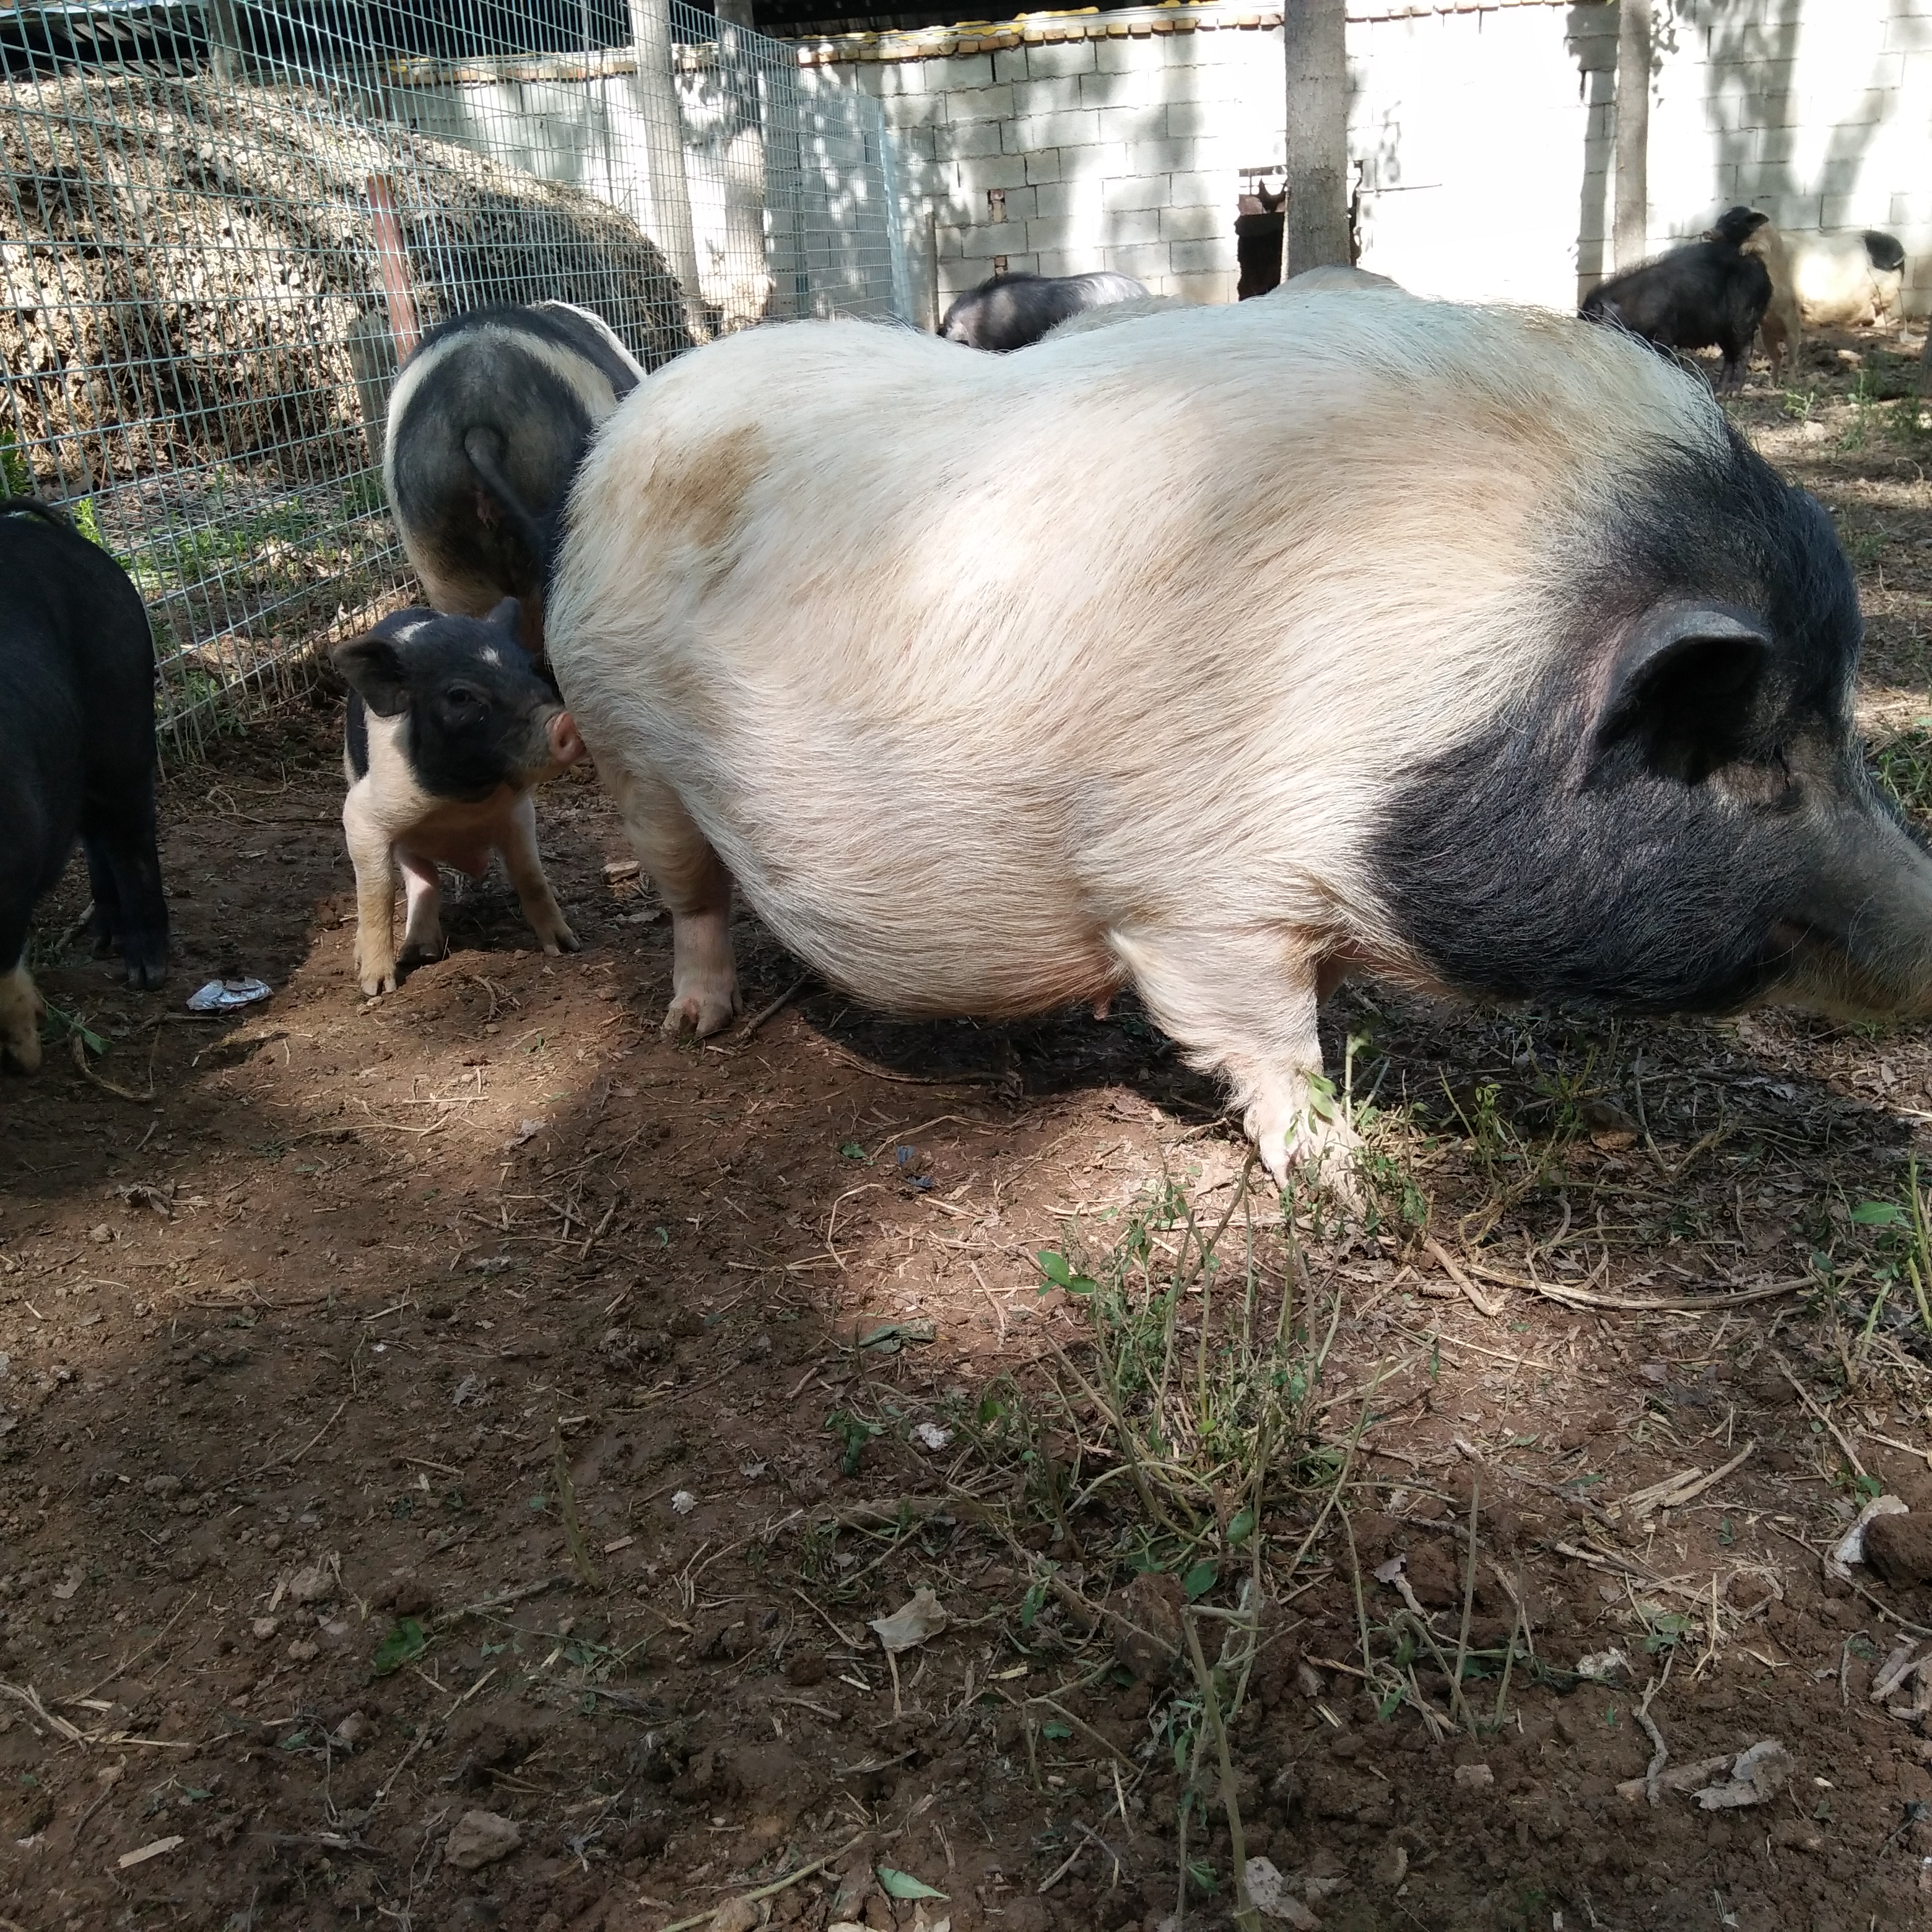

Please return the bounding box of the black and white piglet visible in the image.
[334,601,585,997]
[0,498,167,1071]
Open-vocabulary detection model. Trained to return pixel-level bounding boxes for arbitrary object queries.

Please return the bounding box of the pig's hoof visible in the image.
[357,962,398,998]
[540,922,580,957]
[662,981,740,1039]
[0,968,45,1073]
[1248,1100,1362,1202]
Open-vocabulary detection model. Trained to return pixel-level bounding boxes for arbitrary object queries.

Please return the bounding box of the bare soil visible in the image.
[7,329,1932,1932]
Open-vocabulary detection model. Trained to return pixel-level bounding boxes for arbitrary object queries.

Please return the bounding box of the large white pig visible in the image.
[544,277,1932,1183]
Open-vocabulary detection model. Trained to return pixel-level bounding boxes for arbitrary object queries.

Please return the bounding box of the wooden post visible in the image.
[1613,0,1652,272]
[1283,0,1350,276]
[365,175,420,365]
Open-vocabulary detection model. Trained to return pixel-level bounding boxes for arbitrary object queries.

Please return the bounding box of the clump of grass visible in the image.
[1873,723,1932,822]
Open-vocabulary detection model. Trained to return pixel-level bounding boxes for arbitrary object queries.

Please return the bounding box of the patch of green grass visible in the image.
[1872,724,1932,820]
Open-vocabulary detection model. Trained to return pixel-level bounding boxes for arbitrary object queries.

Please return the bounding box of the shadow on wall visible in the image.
[1573,0,1931,313]
[928,30,1286,311]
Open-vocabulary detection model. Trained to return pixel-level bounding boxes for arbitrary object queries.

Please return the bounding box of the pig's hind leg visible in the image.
[1108,925,1357,1190]
[600,758,738,1037]
[79,791,168,990]
[497,791,578,958]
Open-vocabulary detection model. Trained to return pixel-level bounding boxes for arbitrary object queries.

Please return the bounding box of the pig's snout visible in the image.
[547,709,586,767]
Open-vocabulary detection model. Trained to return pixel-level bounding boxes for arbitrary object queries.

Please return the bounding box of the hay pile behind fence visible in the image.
[3,69,693,484]
[0,63,696,748]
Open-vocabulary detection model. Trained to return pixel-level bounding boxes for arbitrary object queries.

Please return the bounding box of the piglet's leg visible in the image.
[0,955,44,1073]
[498,791,578,957]
[343,792,401,996]
[601,759,739,1037]
[396,850,446,968]
[1108,924,1356,1191]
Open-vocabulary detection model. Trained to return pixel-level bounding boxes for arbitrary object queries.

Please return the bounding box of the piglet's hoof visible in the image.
[357,964,398,998]
[540,923,580,957]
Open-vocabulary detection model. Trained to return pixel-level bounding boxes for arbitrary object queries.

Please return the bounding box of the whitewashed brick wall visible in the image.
[801,0,1932,326]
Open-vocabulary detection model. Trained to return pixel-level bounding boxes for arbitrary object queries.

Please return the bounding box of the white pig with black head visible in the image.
[544,276,1932,1182]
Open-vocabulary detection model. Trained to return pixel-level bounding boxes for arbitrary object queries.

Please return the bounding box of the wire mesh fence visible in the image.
[1,0,908,757]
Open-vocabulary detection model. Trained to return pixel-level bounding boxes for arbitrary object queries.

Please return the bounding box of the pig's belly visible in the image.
[685,765,1121,1020]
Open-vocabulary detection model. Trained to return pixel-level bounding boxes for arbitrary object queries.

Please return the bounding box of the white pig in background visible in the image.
[544,276,1932,1184]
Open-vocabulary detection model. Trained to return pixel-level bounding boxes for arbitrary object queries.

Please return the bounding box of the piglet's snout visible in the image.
[546,709,586,767]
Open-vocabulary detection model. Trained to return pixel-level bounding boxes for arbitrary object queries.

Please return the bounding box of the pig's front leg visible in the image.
[396,849,446,968]
[600,758,739,1037]
[497,792,578,956]
[343,793,401,996]
[1108,925,1357,1189]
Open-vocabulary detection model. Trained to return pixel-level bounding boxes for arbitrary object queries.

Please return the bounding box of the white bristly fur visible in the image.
[546,281,1728,1179]
[1788,233,1905,329]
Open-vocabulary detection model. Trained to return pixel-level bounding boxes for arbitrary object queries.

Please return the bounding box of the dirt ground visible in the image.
[8,328,1932,1932]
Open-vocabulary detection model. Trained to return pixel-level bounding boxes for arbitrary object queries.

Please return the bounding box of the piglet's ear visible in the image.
[1588,602,1773,786]
[332,633,411,718]
[486,597,523,638]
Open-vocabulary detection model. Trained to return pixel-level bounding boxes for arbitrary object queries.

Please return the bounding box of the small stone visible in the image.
[167,1548,204,1582]
[251,1617,279,1642]
[1453,1763,1495,1790]
[445,1809,522,1871]
[89,1224,113,1243]
[286,1562,334,1605]
[707,1902,761,1932]
[331,1711,370,1750]
[286,1639,319,1664]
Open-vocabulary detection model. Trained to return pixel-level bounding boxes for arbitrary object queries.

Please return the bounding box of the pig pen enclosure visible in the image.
[12,17,1932,1932]
[0,0,908,755]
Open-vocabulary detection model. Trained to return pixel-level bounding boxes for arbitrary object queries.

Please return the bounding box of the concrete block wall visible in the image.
[801,0,1932,326]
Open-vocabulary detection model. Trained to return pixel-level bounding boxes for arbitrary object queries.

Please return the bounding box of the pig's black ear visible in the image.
[485,598,522,638]
[1588,603,1773,786]
[332,633,411,718]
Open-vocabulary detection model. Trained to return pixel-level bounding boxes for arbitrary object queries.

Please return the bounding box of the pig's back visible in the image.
[547,294,1725,1015]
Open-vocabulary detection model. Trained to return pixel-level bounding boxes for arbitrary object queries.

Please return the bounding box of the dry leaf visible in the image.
[1694,1739,1793,1810]
[1245,1856,1321,1927]
[116,1835,184,1869]
[869,1587,947,1654]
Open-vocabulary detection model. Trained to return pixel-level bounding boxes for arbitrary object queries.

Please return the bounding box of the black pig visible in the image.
[334,601,585,997]
[0,498,167,1071]
[1582,214,1773,390]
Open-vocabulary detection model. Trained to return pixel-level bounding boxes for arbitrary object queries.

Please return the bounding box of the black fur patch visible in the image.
[1864,230,1907,275]
[345,689,369,781]
[1366,420,1892,1014]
